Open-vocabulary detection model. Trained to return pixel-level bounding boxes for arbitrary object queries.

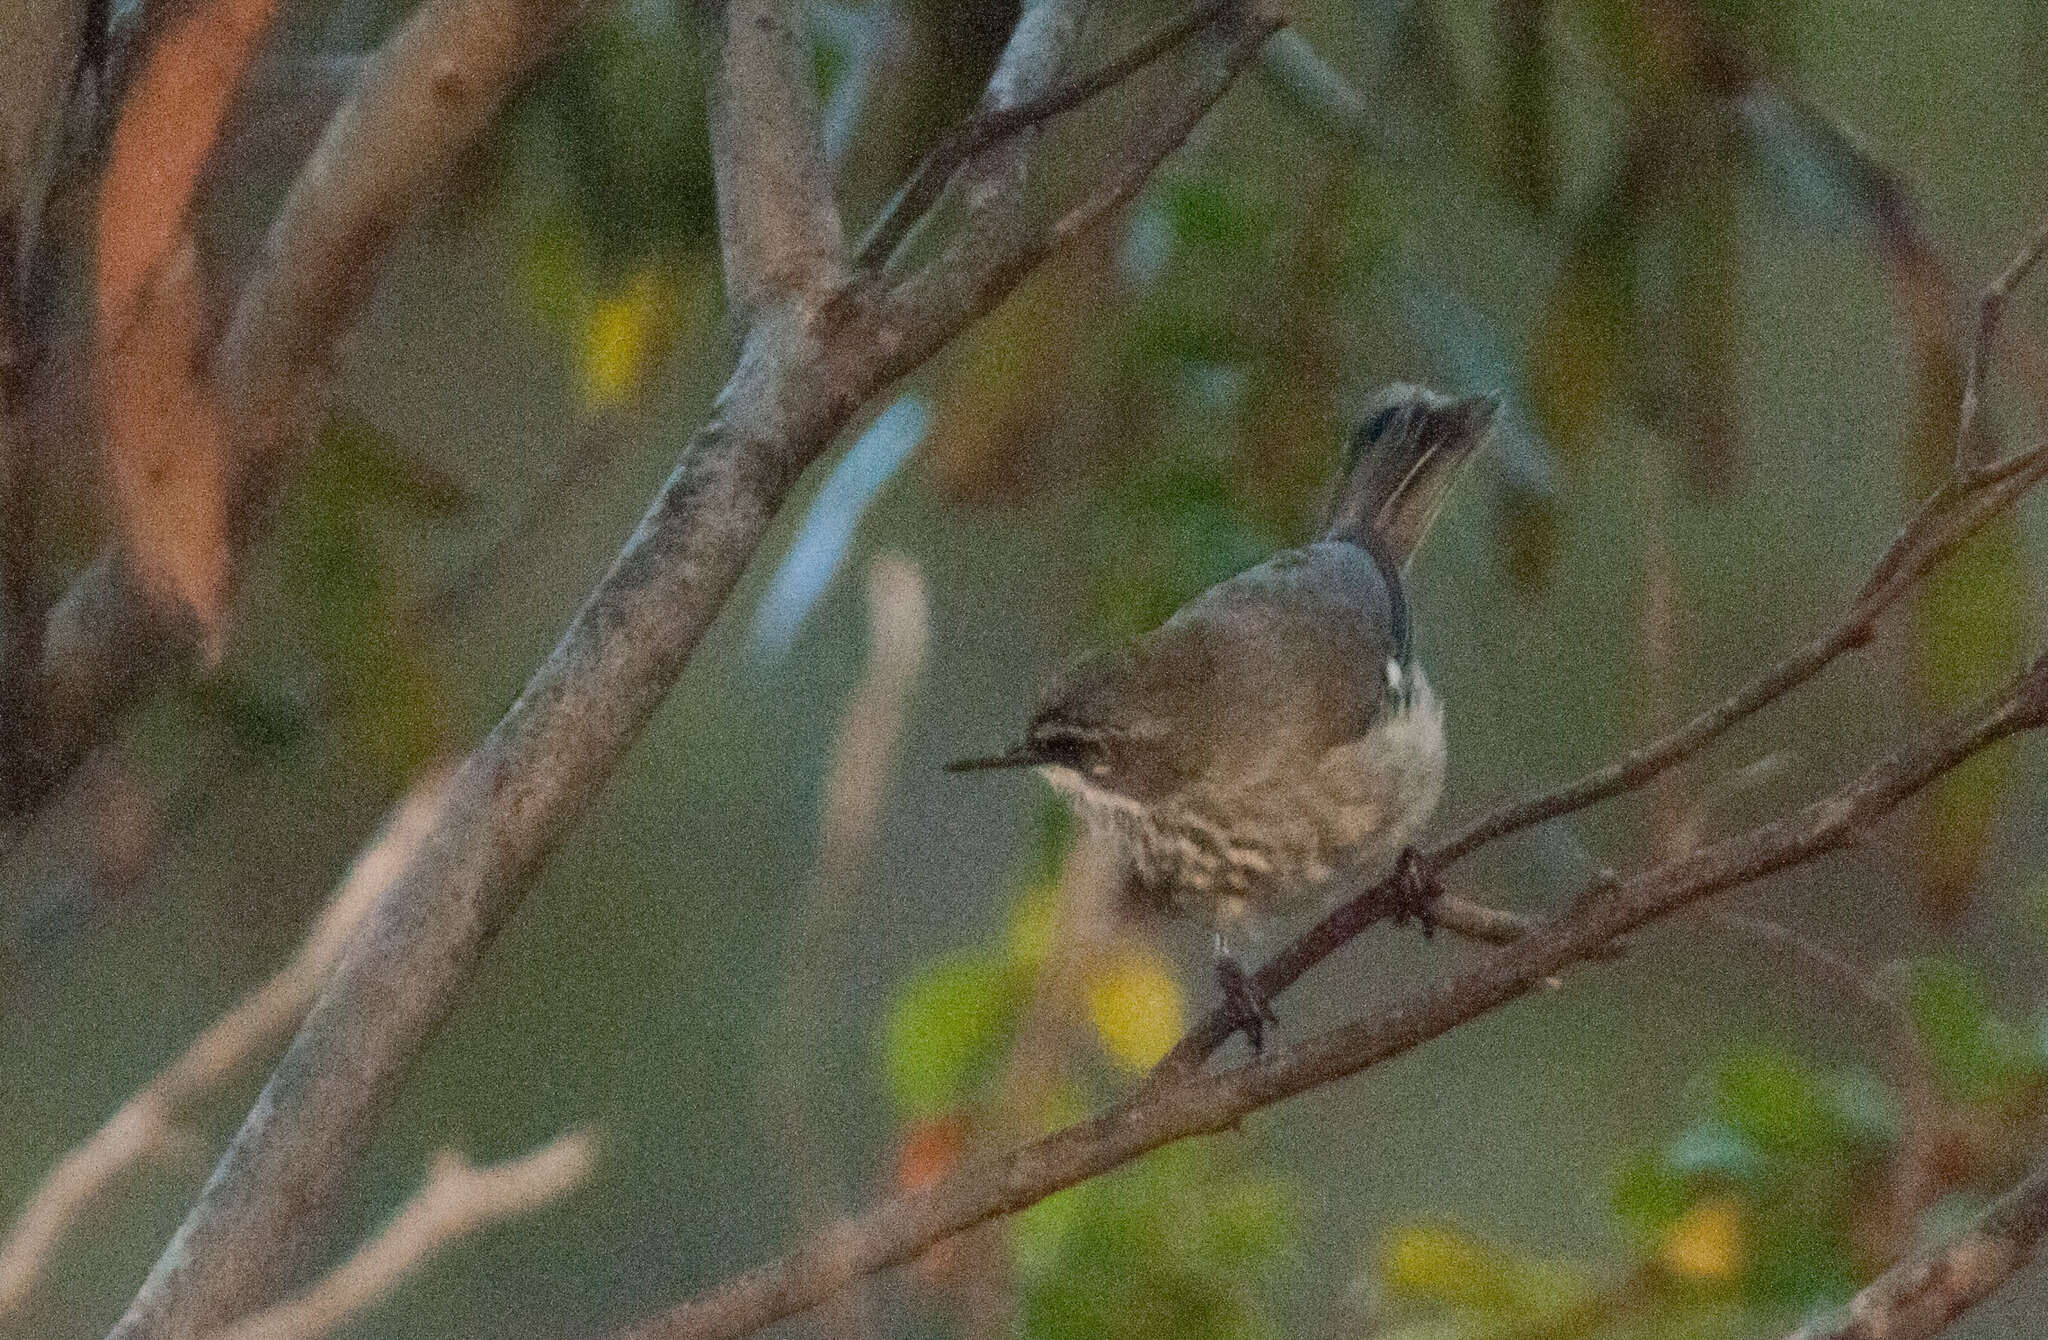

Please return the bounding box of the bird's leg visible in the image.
[1213,931,1279,1054]
[1388,846,1443,937]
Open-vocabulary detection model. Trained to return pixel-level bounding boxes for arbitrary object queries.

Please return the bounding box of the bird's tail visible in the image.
[1322,384,1498,566]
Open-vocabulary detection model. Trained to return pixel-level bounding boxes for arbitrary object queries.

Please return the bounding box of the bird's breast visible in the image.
[1039,671,1447,929]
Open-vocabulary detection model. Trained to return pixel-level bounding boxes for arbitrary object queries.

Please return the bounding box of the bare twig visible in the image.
[851,0,1237,273]
[610,651,2048,1340]
[106,5,1278,1338]
[1957,214,2048,475]
[707,0,844,316]
[1779,1149,2048,1340]
[774,556,928,1340]
[0,772,449,1319]
[207,1130,599,1340]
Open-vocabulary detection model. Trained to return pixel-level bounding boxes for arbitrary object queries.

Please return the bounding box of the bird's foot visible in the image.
[1215,953,1279,1054]
[1388,846,1443,938]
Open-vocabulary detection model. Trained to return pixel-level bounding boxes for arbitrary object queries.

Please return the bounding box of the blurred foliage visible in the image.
[1357,955,2048,1337]
[277,412,468,784]
[881,816,1298,1336]
[519,7,718,278]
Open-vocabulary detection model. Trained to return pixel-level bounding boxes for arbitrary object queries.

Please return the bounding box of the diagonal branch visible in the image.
[1957,214,2048,475]
[851,0,1237,273]
[1780,1149,2048,1340]
[706,0,844,317]
[607,650,2048,1340]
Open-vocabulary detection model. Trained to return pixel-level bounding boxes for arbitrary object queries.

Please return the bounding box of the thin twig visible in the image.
[208,1130,598,1340]
[773,557,927,1340]
[851,0,1238,272]
[1957,214,2048,475]
[0,772,450,1319]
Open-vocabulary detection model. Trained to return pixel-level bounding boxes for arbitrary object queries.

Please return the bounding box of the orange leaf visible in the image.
[895,1112,967,1194]
[97,0,280,331]
[95,0,280,656]
[100,241,232,658]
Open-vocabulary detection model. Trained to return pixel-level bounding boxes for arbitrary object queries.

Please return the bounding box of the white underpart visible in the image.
[1038,667,1448,930]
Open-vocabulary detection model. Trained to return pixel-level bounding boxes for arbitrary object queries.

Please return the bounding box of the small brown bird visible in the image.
[951,385,1496,1044]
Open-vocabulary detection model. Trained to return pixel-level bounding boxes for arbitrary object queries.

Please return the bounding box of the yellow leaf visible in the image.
[1659,1198,1743,1281]
[1086,945,1184,1071]
[578,265,682,411]
[1381,1224,1499,1304]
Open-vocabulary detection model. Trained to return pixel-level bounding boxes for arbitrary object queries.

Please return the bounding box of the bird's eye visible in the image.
[1032,732,1097,770]
[1360,403,1403,444]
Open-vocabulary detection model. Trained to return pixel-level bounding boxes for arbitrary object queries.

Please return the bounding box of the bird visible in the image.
[949,384,1497,1048]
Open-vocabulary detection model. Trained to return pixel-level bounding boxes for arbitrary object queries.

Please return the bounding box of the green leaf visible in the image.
[1158,177,1277,257]
[1017,1150,1294,1340]
[1904,957,2041,1101]
[1709,1049,1831,1155]
[1906,510,2029,918]
[321,411,473,518]
[1194,1177,1296,1270]
[1493,0,1553,216]
[1493,482,1561,593]
[882,950,1016,1116]
[279,419,455,783]
[1613,1151,1690,1240]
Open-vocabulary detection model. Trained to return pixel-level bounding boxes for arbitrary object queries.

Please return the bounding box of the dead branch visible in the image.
[207,1130,598,1340]
[0,772,448,1319]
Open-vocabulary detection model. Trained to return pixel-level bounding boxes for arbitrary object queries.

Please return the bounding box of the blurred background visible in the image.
[6,0,2048,1336]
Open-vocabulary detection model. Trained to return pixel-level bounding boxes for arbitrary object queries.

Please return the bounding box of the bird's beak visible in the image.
[944,745,1044,773]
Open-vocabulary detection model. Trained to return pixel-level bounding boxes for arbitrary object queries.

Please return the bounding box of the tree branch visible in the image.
[706,0,844,317]
[1146,433,2048,1085]
[608,649,2048,1340]
[1958,214,2048,475]
[0,773,448,1320]
[208,1132,598,1340]
[1780,1150,2048,1340]
[105,4,1280,1337]
[850,0,1237,273]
